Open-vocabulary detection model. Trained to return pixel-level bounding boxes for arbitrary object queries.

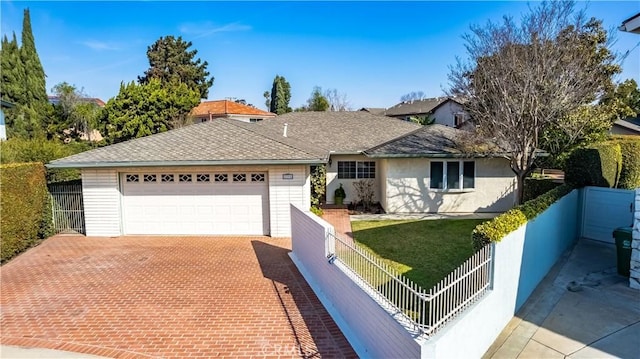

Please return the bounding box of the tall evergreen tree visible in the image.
[269,75,292,114]
[1,33,26,105]
[20,8,47,105]
[138,35,214,99]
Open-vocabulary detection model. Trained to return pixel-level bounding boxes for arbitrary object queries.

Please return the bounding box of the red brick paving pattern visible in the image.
[0,235,357,358]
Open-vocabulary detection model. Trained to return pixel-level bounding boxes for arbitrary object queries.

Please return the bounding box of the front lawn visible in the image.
[351,219,484,290]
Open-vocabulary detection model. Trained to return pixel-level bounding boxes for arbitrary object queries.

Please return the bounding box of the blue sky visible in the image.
[1,1,639,110]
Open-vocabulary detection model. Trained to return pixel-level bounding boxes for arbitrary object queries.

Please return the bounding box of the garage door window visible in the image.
[233,173,247,182]
[214,174,228,182]
[179,174,192,182]
[161,174,174,182]
[126,174,139,182]
[196,174,210,182]
[251,173,265,182]
[143,174,156,182]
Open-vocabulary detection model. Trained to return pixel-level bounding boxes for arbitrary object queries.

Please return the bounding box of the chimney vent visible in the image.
[283,123,288,137]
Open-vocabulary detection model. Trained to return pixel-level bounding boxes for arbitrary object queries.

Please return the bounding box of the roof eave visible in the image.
[364,152,509,158]
[46,158,328,169]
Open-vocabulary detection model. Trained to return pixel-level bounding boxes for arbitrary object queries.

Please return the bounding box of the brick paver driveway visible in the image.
[1,235,356,358]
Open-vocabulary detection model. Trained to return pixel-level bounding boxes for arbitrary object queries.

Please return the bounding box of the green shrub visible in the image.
[616,139,640,189]
[523,178,563,202]
[564,142,622,188]
[1,163,51,262]
[310,206,324,216]
[0,137,91,182]
[472,184,573,250]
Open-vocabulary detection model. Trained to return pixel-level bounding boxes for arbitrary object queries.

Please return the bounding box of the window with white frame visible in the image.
[430,160,475,189]
[337,161,375,179]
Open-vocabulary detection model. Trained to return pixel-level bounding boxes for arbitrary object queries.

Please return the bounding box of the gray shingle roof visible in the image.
[254,111,421,153]
[365,124,469,157]
[384,97,461,117]
[49,119,327,168]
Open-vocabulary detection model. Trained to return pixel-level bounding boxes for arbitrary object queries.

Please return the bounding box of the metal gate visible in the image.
[48,180,85,234]
[581,186,634,243]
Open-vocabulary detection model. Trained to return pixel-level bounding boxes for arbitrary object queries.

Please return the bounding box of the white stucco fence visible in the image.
[290,190,580,358]
[289,204,423,358]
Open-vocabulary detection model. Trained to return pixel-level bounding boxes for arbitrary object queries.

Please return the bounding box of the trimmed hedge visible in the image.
[1,163,52,263]
[472,184,573,250]
[564,142,622,188]
[0,137,90,183]
[523,178,563,202]
[616,139,640,189]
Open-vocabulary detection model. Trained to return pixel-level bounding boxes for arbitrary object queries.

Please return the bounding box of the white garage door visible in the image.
[121,172,269,235]
[582,186,634,243]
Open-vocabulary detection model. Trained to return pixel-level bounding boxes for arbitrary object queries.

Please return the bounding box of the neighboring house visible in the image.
[619,12,640,34]
[191,100,276,123]
[384,97,471,128]
[0,99,15,140]
[48,96,106,107]
[611,117,640,136]
[48,111,516,237]
[358,107,386,115]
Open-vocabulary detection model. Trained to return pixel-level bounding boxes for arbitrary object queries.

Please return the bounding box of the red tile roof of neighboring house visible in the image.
[191,100,275,117]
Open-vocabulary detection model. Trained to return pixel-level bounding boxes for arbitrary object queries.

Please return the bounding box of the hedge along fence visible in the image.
[523,178,563,202]
[615,138,640,189]
[472,184,573,250]
[563,137,640,190]
[564,142,622,188]
[1,162,53,263]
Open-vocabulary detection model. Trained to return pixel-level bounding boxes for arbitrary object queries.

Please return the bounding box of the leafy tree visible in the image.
[138,35,214,99]
[267,75,292,114]
[306,86,330,111]
[263,90,271,110]
[48,82,104,142]
[101,79,200,144]
[324,88,351,111]
[448,1,620,203]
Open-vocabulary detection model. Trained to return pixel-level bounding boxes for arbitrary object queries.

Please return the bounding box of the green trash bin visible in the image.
[613,227,633,277]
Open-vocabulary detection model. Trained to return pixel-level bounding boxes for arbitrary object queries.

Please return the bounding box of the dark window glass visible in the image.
[430,162,443,189]
[447,162,460,189]
[338,161,356,179]
[463,161,475,189]
[358,161,376,179]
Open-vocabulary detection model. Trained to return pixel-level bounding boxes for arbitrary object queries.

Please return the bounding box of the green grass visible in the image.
[351,219,484,290]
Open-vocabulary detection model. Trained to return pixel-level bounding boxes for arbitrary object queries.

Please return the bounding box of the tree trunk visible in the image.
[515,172,526,205]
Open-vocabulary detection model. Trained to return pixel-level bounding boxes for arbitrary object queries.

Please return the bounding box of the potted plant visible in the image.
[334,183,346,205]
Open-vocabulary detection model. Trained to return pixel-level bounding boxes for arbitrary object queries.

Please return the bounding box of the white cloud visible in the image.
[80,40,120,51]
[179,21,251,39]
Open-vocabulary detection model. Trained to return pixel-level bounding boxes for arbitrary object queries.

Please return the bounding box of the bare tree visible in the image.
[448,1,619,204]
[400,91,428,102]
[324,88,351,111]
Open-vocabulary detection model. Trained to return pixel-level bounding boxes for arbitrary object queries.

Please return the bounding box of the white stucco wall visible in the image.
[326,154,381,204]
[382,157,516,213]
[81,164,309,237]
[82,168,122,236]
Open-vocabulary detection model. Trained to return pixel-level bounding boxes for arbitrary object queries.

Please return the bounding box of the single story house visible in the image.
[48,111,516,237]
[191,99,276,123]
[610,117,640,136]
[384,97,471,128]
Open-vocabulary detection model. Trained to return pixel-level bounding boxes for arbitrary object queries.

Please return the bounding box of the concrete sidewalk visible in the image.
[485,238,640,359]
